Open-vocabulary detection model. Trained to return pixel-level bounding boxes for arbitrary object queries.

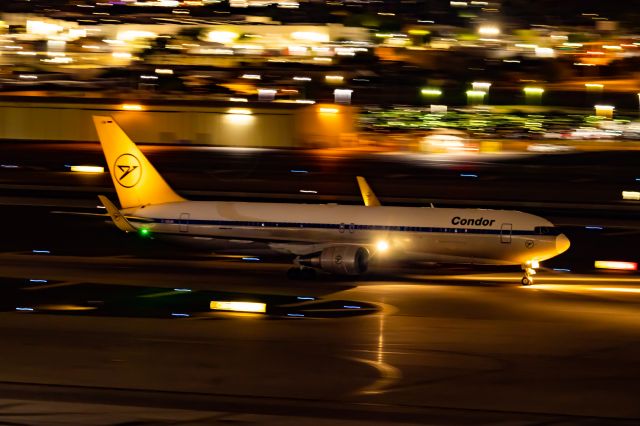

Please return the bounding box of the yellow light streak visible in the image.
[441,275,640,284]
[472,82,491,91]
[520,284,640,294]
[421,88,442,96]
[70,165,104,173]
[227,108,252,115]
[210,301,266,313]
[592,287,640,294]
[121,103,143,111]
[523,87,544,95]
[595,260,637,270]
[38,304,96,311]
[325,75,344,83]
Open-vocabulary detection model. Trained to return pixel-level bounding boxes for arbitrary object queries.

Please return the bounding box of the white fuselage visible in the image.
[124,201,569,266]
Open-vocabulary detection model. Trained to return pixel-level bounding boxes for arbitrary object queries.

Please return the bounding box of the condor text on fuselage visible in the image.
[451,217,496,227]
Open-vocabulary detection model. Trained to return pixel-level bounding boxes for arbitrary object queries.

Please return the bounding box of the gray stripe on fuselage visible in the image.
[127,218,542,236]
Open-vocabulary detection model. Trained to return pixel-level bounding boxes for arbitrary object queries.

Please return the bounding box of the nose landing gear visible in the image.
[521,261,539,286]
[521,269,535,286]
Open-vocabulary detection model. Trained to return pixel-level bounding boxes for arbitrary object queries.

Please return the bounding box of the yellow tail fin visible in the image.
[93,116,186,209]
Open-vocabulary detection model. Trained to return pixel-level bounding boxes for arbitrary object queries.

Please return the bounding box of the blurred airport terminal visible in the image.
[1,1,640,149]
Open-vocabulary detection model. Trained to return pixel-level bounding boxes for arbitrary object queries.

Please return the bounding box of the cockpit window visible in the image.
[534,226,562,236]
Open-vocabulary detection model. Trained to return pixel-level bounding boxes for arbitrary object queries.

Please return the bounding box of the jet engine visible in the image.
[297,246,369,275]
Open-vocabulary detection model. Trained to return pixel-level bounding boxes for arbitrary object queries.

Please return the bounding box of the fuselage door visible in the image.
[500,223,512,243]
[179,213,190,233]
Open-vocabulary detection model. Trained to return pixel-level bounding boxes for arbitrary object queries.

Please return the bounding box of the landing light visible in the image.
[210,301,266,313]
[526,260,540,269]
[376,240,390,252]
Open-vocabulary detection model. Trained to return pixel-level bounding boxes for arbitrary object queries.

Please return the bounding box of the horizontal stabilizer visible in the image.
[51,211,108,217]
[98,195,137,232]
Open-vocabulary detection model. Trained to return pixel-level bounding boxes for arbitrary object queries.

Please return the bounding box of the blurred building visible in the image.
[0,96,357,148]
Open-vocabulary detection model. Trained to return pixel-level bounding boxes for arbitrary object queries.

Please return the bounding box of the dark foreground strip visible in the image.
[0,381,636,425]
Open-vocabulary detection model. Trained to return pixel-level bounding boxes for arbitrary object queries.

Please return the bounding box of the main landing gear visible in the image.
[521,261,539,286]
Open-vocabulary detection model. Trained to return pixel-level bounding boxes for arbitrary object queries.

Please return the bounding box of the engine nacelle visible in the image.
[298,246,369,276]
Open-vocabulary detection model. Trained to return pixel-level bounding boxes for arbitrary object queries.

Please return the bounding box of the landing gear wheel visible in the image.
[521,276,533,286]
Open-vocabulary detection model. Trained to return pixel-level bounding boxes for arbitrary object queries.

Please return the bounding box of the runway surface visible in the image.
[0,204,640,424]
[3,253,640,424]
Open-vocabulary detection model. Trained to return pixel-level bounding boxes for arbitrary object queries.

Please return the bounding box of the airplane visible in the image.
[93,115,570,286]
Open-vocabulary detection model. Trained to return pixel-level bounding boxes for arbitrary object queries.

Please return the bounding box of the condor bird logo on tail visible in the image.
[93,115,185,209]
[114,153,141,188]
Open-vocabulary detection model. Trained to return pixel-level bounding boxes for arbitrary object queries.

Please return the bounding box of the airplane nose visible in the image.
[556,233,570,254]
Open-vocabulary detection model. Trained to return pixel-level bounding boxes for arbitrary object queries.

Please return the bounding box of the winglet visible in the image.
[98,195,137,233]
[356,176,381,207]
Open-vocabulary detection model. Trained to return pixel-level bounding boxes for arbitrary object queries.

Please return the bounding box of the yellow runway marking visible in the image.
[593,287,640,294]
[408,274,640,284]
[23,281,82,291]
[521,283,640,295]
[37,304,96,311]
[348,356,402,396]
